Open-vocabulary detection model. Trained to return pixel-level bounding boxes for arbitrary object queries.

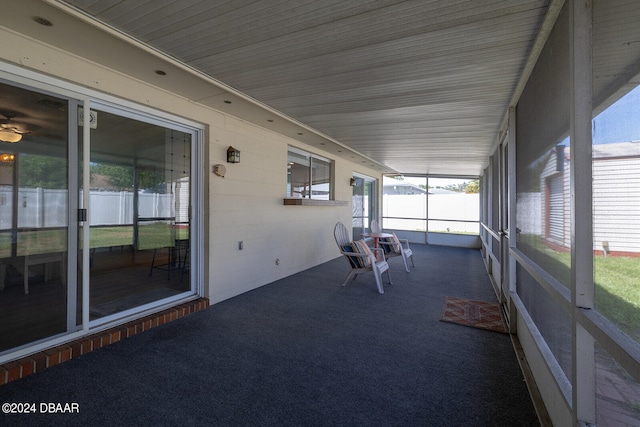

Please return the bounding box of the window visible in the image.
[287,147,332,200]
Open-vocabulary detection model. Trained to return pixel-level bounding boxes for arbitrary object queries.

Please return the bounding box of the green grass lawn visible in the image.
[89,226,133,248]
[519,235,640,343]
[0,224,189,257]
[594,256,640,342]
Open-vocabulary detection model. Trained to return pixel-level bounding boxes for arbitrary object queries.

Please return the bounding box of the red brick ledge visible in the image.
[0,298,210,386]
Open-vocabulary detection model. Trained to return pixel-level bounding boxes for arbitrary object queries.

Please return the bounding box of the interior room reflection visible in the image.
[0,82,191,353]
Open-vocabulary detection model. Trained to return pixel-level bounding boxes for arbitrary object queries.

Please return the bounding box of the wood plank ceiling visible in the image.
[55,0,550,176]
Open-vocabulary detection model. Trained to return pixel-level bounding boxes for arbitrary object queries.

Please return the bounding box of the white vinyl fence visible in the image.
[383,193,479,233]
[0,186,188,229]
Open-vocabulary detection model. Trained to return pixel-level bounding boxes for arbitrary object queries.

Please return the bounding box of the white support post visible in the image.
[487,156,494,261]
[508,107,518,334]
[425,176,429,245]
[37,187,44,228]
[570,0,595,424]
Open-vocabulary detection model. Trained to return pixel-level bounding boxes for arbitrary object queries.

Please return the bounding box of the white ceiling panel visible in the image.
[7,0,552,175]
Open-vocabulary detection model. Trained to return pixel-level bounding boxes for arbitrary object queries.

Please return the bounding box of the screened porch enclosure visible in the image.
[480,2,640,425]
[381,176,481,248]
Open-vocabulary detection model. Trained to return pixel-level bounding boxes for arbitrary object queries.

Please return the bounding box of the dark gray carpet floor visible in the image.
[0,244,540,426]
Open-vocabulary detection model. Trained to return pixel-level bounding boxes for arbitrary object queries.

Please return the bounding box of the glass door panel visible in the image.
[0,82,70,352]
[352,177,365,239]
[87,108,191,320]
[352,176,376,239]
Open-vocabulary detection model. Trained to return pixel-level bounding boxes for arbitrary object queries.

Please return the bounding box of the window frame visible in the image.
[287,146,334,200]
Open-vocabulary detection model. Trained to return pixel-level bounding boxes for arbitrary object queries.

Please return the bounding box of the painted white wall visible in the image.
[207,122,370,303]
[0,27,381,304]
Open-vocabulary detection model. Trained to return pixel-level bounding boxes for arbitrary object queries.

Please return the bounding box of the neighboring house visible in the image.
[536,141,640,256]
[382,180,427,195]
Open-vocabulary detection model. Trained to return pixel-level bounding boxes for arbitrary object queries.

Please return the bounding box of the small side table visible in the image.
[23,252,66,294]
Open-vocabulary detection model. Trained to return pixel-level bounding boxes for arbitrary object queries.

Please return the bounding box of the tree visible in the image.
[18,154,67,189]
[91,163,166,191]
[465,180,480,194]
[443,182,466,192]
[91,163,133,190]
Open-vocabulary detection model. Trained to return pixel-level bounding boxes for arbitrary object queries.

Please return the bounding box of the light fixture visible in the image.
[350,177,356,186]
[0,153,15,162]
[0,130,21,143]
[0,112,26,143]
[33,16,53,27]
[227,146,240,163]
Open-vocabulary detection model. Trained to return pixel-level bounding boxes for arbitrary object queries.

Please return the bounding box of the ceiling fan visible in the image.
[0,112,30,143]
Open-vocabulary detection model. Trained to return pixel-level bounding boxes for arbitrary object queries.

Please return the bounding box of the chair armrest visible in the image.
[339,250,370,259]
[398,238,411,249]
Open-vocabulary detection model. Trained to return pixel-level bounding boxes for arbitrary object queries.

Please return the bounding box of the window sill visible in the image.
[283,198,348,206]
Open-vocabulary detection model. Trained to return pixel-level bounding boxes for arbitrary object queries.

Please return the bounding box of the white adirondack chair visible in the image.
[334,222,392,294]
[378,233,415,273]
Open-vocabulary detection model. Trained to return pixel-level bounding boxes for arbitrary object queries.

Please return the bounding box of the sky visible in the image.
[593,85,640,145]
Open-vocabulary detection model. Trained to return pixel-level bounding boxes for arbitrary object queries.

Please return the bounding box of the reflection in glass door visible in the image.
[0,79,196,355]
[87,107,191,321]
[352,175,376,239]
[0,82,73,352]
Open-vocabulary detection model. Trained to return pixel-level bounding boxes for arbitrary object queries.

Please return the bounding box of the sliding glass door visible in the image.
[0,81,76,352]
[352,174,376,239]
[0,77,199,355]
[86,105,192,322]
